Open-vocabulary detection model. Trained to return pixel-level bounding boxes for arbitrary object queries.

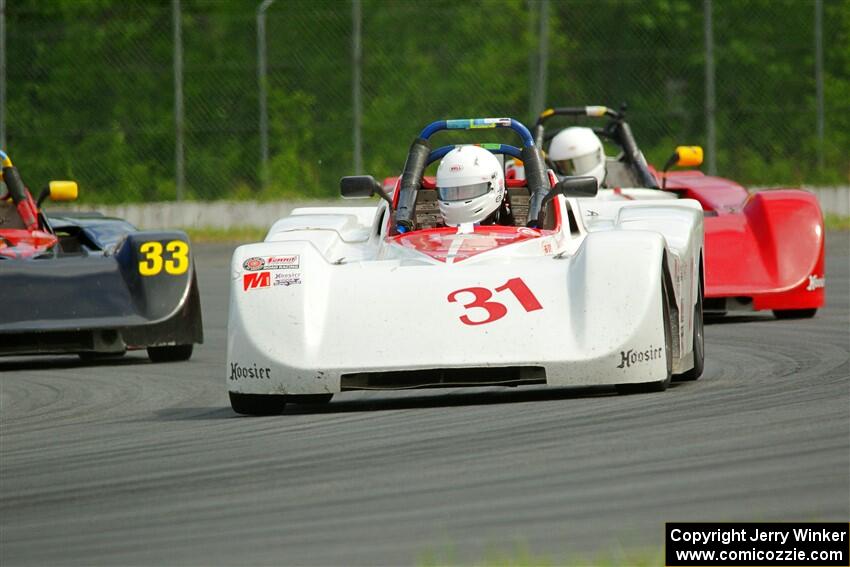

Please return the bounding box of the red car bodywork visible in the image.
[0,183,59,259]
[531,105,826,318]
[660,170,825,315]
[0,228,59,259]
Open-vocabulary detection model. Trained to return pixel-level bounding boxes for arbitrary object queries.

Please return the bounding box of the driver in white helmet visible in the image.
[435,145,506,227]
[548,126,607,187]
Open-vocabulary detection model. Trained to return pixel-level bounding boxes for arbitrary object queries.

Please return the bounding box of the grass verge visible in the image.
[824,214,850,231]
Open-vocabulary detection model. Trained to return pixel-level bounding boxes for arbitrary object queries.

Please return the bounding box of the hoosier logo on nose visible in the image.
[617,346,663,368]
[806,274,825,291]
[230,362,272,380]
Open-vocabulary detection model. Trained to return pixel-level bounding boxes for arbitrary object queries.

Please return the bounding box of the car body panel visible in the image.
[650,173,824,312]
[227,196,704,396]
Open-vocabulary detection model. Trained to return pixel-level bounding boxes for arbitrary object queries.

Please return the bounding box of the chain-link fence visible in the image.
[3,0,849,203]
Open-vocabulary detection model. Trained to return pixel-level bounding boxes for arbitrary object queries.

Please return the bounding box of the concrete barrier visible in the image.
[53,187,849,230]
[54,199,363,230]
[805,186,850,217]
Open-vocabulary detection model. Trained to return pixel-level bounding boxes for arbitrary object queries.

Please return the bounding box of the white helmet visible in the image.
[436,145,505,226]
[548,126,606,186]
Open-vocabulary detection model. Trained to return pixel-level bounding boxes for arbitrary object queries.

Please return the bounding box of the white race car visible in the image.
[226,118,704,415]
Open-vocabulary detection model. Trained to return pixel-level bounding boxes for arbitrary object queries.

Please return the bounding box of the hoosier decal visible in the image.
[806,274,825,291]
[617,346,664,369]
[229,362,271,380]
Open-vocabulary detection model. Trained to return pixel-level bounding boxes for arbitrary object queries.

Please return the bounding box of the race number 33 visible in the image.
[447,277,542,326]
[139,240,190,276]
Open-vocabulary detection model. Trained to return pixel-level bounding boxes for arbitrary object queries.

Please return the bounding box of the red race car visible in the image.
[531,105,824,319]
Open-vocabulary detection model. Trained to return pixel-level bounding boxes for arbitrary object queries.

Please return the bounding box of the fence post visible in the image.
[703,0,717,175]
[173,0,185,201]
[815,0,824,173]
[352,0,362,175]
[257,0,275,191]
[530,0,549,118]
[527,0,535,119]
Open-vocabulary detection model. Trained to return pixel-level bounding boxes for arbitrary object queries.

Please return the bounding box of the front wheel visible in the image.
[229,392,287,416]
[147,344,194,363]
[675,271,704,382]
[773,308,817,320]
[616,274,673,395]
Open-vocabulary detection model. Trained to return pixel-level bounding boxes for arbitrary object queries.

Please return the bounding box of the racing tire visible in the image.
[773,308,817,320]
[286,394,333,405]
[147,344,194,363]
[674,268,704,382]
[229,392,287,416]
[616,274,673,395]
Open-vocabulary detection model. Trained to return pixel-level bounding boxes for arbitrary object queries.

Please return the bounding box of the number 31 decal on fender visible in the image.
[447,277,543,326]
[139,240,190,276]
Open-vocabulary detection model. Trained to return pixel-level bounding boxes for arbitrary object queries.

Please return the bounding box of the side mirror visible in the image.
[37,180,78,207]
[340,175,392,205]
[49,180,78,201]
[673,146,703,168]
[543,176,598,204]
[661,145,703,189]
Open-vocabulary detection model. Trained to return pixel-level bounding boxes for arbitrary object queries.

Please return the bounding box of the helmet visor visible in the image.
[437,181,491,202]
[554,151,601,176]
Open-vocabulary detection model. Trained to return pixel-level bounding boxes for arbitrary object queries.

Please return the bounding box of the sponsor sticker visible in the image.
[243,271,271,291]
[806,274,825,291]
[265,254,300,270]
[243,255,299,273]
[617,346,663,369]
[446,118,511,130]
[243,256,265,271]
[229,362,272,380]
[273,271,302,287]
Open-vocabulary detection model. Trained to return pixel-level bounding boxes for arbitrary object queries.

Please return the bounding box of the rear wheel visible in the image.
[773,308,817,319]
[616,275,673,395]
[675,269,704,382]
[147,344,194,363]
[229,392,287,416]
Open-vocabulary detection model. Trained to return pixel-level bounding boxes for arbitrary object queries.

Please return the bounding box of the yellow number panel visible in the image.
[138,240,190,276]
[165,240,190,275]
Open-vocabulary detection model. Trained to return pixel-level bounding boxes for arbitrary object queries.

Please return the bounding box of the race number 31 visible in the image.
[447,277,543,326]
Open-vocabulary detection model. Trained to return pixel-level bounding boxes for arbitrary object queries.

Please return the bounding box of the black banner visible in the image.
[666,522,849,566]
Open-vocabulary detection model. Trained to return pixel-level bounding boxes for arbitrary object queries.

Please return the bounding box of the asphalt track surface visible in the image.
[1,235,848,566]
